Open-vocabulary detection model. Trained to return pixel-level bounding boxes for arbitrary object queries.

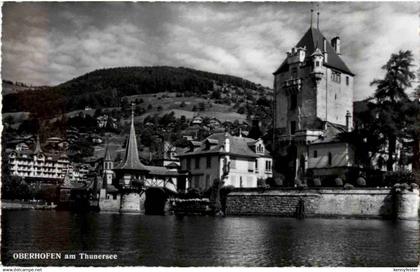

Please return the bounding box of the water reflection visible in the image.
[2,210,418,266]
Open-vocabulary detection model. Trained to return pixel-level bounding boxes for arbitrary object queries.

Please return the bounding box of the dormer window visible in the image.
[315,61,320,67]
[256,144,264,154]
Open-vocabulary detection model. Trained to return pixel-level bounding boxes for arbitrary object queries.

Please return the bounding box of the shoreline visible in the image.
[1,200,57,210]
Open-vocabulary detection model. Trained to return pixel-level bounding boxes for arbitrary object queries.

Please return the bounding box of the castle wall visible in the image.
[99,190,121,212]
[300,68,317,128]
[274,73,288,130]
[226,188,419,220]
[315,67,353,126]
[308,143,352,168]
[120,192,145,214]
[274,64,354,133]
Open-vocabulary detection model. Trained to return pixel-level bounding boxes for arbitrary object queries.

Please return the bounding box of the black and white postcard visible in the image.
[1,1,419,269]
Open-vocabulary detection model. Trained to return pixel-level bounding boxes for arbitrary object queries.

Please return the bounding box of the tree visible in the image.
[370,50,416,170]
[237,106,245,114]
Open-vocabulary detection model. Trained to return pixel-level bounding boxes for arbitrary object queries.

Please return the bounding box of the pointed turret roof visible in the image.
[274,27,354,76]
[34,135,43,154]
[115,105,149,172]
[104,140,112,161]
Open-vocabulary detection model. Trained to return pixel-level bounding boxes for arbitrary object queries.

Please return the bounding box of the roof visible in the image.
[34,135,43,154]
[114,115,149,172]
[106,184,119,193]
[274,27,354,76]
[104,142,112,161]
[310,122,347,145]
[146,165,186,177]
[178,132,270,158]
[166,162,180,168]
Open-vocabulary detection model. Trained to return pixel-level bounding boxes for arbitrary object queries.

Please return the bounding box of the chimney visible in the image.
[345,111,352,132]
[322,38,328,63]
[331,37,341,55]
[225,136,230,153]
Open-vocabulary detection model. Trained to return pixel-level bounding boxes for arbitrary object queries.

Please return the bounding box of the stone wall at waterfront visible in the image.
[120,192,145,214]
[226,188,419,220]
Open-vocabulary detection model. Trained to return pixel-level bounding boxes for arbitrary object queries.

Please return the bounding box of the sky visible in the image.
[2,2,419,101]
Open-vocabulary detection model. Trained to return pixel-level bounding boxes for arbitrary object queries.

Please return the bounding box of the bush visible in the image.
[344,183,354,189]
[401,183,410,190]
[356,177,366,187]
[265,177,277,188]
[237,107,246,114]
[384,171,416,186]
[186,188,201,199]
[335,177,343,186]
[313,178,322,187]
[257,178,266,188]
[274,176,284,187]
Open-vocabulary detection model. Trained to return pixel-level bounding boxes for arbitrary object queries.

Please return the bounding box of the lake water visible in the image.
[2,210,418,267]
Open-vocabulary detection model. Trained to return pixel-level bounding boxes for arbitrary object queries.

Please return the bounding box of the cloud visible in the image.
[2,2,418,100]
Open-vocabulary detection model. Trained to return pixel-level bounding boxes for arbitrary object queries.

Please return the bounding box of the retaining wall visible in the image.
[226,188,419,220]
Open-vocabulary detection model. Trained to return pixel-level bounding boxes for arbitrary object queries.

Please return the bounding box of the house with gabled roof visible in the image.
[178,132,272,190]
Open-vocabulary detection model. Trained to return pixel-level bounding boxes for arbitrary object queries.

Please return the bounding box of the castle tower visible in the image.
[272,12,355,185]
[273,27,354,134]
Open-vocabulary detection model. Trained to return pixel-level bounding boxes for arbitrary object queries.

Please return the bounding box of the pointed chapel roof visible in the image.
[34,135,43,154]
[104,141,112,161]
[115,108,149,172]
[273,27,354,76]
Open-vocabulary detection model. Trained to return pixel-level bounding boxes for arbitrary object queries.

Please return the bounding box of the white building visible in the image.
[178,132,272,190]
[8,136,70,184]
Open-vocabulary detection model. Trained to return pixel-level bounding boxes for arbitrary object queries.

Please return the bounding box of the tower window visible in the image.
[291,121,296,135]
[290,94,297,110]
[291,67,298,78]
[331,71,341,83]
[313,150,318,158]
[328,152,332,165]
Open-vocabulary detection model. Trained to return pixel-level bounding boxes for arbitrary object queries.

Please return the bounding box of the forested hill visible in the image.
[3,66,268,117]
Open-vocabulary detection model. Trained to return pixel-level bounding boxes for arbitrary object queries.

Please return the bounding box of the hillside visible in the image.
[2,80,48,95]
[2,66,271,117]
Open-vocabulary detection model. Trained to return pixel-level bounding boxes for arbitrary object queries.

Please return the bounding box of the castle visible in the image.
[273,13,356,186]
